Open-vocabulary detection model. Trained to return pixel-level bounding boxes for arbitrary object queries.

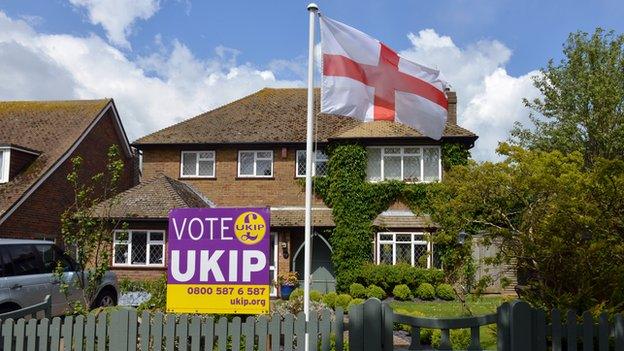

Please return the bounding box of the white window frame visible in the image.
[376,232,432,268]
[237,150,274,178]
[112,230,166,267]
[0,148,9,184]
[295,150,328,177]
[367,146,442,183]
[270,232,278,297]
[180,151,216,178]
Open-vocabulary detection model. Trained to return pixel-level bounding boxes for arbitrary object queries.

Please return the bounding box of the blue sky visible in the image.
[0,0,623,159]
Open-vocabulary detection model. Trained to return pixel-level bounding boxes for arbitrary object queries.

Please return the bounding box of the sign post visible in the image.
[166,208,270,314]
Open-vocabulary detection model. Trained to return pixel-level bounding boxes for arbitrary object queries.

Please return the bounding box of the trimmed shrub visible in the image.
[354,264,445,292]
[335,294,352,310]
[392,284,412,301]
[431,329,471,349]
[322,292,338,309]
[415,283,436,300]
[310,290,323,302]
[349,283,367,298]
[366,284,387,300]
[436,284,455,301]
[347,298,365,310]
[420,328,434,345]
[289,288,304,301]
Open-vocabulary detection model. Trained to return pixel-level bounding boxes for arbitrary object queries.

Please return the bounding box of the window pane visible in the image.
[149,245,163,265]
[384,147,400,154]
[182,153,197,176]
[367,148,382,181]
[396,234,411,242]
[404,147,420,155]
[198,160,214,176]
[423,148,440,182]
[396,243,411,264]
[114,244,128,264]
[384,156,402,180]
[403,155,421,182]
[257,151,272,159]
[150,232,163,241]
[315,160,328,176]
[379,244,393,264]
[35,245,56,273]
[257,160,272,176]
[239,152,254,175]
[131,232,147,265]
[414,243,428,268]
[379,233,393,241]
[315,151,328,161]
[9,245,41,276]
[297,151,306,176]
[198,151,213,159]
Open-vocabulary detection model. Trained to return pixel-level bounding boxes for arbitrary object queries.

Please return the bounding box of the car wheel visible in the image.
[94,290,117,308]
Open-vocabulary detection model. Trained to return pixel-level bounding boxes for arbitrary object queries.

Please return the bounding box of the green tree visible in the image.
[512,28,624,166]
[56,145,126,314]
[432,144,624,312]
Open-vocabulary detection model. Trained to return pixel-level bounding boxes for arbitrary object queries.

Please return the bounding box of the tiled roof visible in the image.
[0,99,111,217]
[270,206,334,227]
[373,212,437,229]
[134,88,477,146]
[91,174,214,219]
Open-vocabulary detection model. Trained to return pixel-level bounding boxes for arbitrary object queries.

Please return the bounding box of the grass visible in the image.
[390,295,512,350]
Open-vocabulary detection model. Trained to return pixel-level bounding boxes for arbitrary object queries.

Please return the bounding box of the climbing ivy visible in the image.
[310,142,470,291]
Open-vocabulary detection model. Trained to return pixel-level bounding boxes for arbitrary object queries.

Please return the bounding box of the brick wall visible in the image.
[141,145,325,207]
[0,109,136,239]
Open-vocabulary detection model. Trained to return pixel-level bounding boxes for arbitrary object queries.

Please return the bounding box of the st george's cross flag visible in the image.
[320,16,449,140]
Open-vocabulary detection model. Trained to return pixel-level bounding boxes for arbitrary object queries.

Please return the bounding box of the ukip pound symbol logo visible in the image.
[234,211,266,245]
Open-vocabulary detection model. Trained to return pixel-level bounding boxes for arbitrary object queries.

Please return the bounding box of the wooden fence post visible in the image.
[497,302,510,351]
[509,300,532,351]
[381,302,394,351]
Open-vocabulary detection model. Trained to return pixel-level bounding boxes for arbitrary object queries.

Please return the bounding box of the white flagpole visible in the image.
[304,3,318,351]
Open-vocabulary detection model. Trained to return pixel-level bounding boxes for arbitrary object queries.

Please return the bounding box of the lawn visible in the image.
[390,295,512,350]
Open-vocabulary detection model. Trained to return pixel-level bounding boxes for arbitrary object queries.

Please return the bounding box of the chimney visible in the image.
[446,90,457,125]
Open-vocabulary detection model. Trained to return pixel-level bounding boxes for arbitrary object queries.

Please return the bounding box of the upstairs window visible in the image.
[366,146,441,182]
[0,149,8,183]
[296,150,328,177]
[180,151,215,178]
[238,150,273,177]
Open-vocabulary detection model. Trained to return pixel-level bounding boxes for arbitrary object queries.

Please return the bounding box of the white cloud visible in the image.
[68,0,160,49]
[400,29,540,160]
[0,11,302,140]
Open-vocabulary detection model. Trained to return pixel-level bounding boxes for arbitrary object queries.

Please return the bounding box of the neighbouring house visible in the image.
[0,99,137,239]
[92,88,486,295]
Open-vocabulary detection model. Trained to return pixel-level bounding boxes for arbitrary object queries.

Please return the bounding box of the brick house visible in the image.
[93,88,478,295]
[0,99,136,239]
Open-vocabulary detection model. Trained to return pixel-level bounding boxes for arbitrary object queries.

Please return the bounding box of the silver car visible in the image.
[0,239,118,316]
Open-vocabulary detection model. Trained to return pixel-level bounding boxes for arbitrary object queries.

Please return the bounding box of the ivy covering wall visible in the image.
[311,142,470,291]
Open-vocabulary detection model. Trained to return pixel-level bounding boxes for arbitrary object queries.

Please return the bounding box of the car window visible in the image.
[35,244,74,273]
[0,247,14,277]
[7,245,42,276]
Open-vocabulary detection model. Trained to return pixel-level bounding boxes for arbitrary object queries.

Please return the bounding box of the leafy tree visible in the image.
[55,145,126,314]
[512,28,624,166]
[431,144,624,312]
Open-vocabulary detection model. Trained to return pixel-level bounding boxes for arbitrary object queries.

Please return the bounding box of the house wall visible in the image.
[0,109,136,239]
[140,145,325,207]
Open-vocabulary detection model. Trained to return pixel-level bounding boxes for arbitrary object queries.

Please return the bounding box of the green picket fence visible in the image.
[1,307,345,351]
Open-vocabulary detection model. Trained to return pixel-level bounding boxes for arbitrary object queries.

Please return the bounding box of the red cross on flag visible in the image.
[320,16,449,140]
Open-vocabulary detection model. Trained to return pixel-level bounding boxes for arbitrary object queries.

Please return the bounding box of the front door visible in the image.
[294,234,336,293]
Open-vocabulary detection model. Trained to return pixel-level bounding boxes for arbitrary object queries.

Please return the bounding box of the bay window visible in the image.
[367,146,441,182]
[113,230,165,267]
[376,232,432,268]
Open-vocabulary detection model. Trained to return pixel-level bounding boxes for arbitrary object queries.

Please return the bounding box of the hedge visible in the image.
[354,264,444,292]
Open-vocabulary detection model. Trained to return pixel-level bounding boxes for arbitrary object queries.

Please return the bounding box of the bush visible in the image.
[392,284,412,301]
[420,328,434,345]
[274,296,332,317]
[119,278,148,293]
[366,284,387,300]
[431,329,471,349]
[310,290,323,302]
[289,288,304,301]
[335,294,352,310]
[323,292,338,309]
[349,283,367,298]
[436,284,455,301]
[354,264,444,292]
[348,298,365,310]
[415,283,436,300]
[137,275,167,312]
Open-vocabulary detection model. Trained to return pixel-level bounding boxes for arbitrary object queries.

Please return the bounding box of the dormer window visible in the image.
[366,146,441,182]
[0,148,9,183]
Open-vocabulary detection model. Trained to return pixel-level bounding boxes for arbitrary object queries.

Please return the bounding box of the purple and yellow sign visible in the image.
[166,208,270,314]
